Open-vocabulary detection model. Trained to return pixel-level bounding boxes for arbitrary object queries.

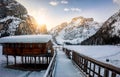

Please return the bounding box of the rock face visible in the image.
[0,0,39,37]
[0,0,27,18]
[81,11,120,45]
[50,16,101,45]
[50,22,68,37]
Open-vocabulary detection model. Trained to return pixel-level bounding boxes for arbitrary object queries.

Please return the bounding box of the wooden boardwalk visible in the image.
[55,48,83,77]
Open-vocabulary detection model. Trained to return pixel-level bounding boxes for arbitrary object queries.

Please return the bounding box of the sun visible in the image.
[28,9,53,30]
[35,15,46,25]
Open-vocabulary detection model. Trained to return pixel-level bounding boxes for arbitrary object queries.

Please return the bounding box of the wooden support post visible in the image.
[34,56,36,64]
[29,56,30,63]
[28,56,30,63]
[21,56,23,64]
[34,56,36,69]
[42,57,43,64]
[30,56,32,64]
[39,57,40,64]
[25,56,26,64]
[28,56,29,64]
[48,56,50,64]
[47,57,48,64]
[6,55,8,66]
[14,56,16,65]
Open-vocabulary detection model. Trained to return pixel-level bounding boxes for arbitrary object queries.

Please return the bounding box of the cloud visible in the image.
[64,8,82,12]
[64,8,70,11]
[71,8,81,12]
[113,0,120,5]
[49,1,58,6]
[61,0,68,4]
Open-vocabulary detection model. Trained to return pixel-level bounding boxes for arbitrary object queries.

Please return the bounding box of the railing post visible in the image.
[92,64,95,77]
[104,68,109,77]
[98,66,101,77]
[111,71,116,77]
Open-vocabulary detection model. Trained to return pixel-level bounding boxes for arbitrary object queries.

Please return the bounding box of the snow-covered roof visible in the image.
[0,35,52,43]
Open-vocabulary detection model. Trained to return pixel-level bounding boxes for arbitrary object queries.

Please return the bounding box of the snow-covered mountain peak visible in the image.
[70,16,94,26]
[81,10,120,45]
[50,16,102,45]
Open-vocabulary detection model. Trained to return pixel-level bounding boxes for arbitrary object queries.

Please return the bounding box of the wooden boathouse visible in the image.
[0,35,53,70]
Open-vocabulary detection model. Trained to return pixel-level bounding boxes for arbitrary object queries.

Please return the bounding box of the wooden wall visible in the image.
[3,41,53,56]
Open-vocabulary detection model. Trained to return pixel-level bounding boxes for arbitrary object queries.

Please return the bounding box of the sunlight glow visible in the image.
[36,15,46,25]
[28,8,48,26]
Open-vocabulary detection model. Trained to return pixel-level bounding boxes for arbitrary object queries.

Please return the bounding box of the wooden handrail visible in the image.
[63,48,120,77]
[43,51,57,77]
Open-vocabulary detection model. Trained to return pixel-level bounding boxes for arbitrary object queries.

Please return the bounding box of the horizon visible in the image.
[16,0,120,30]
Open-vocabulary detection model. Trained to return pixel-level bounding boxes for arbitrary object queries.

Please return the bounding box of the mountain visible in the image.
[50,16,102,45]
[0,0,39,37]
[81,11,120,45]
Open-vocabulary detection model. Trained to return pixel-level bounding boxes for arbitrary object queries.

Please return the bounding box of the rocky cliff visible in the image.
[0,0,39,37]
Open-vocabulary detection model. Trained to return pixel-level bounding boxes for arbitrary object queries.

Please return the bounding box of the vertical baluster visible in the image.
[6,55,8,66]
[111,71,116,77]
[98,66,101,77]
[89,62,91,76]
[92,64,96,77]
[104,68,109,77]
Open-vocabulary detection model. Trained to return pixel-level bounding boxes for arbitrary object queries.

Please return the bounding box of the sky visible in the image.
[16,0,120,30]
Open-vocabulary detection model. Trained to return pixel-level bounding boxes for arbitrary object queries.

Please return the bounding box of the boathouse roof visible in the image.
[0,35,52,43]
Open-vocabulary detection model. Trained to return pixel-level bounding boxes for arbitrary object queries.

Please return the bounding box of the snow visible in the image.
[52,16,102,45]
[0,44,120,76]
[0,16,21,23]
[0,35,52,43]
[64,45,120,68]
[107,10,120,37]
[0,16,21,36]
[111,21,120,37]
[54,47,83,77]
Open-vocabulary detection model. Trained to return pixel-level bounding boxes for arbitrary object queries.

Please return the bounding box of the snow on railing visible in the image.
[43,51,57,77]
[63,48,120,77]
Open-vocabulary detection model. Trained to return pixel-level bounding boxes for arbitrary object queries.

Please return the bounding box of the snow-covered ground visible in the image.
[55,48,84,77]
[0,45,120,77]
[64,45,120,68]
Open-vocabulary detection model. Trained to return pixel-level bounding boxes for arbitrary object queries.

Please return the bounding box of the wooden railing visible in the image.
[63,48,120,77]
[43,51,57,77]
